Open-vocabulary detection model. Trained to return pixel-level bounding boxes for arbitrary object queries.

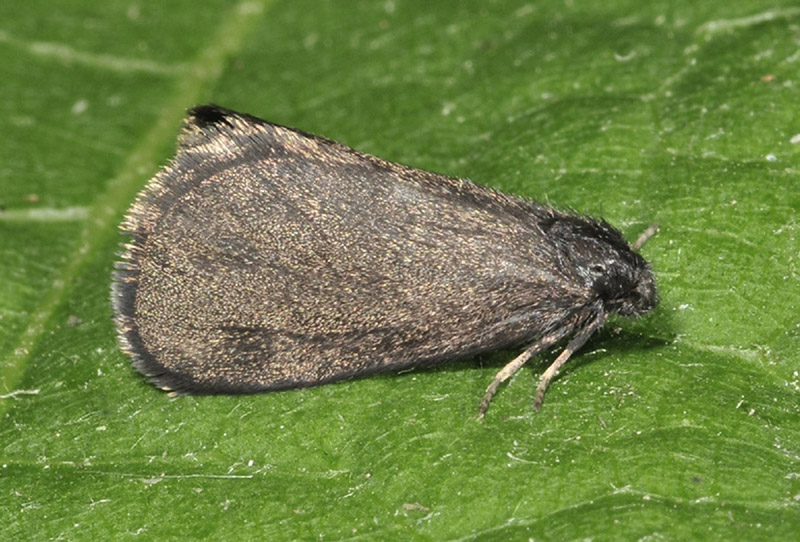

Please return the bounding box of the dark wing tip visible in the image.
[178,104,280,154]
[186,104,236,129]
[185,104,273,132]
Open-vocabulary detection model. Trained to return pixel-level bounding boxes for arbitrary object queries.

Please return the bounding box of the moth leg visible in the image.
[631,222,659,251]
[477,330,566,420]
[476,350,533,420]
[533,316,607,411]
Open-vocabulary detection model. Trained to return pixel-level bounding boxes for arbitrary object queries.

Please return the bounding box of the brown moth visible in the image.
[112,105,657,418]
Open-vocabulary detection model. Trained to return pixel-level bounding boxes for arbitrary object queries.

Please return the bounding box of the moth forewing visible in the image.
[112,105,658,417]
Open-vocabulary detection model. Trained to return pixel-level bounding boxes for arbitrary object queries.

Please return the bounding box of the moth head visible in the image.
[544,216,658,317]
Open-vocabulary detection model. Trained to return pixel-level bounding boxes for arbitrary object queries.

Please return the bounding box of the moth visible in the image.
[112,105,658,418]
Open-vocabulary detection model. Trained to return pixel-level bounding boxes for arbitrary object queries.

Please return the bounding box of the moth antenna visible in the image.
[477,328,569,420]
[631,222,659,252]
[533,314,607,411]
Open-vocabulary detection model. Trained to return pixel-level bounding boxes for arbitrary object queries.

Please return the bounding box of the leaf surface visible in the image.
[1,1,798,540]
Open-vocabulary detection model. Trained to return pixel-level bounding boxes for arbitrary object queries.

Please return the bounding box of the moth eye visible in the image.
[590,264,606,274]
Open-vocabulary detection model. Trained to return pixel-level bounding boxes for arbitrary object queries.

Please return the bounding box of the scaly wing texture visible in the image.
[113,106,590,393]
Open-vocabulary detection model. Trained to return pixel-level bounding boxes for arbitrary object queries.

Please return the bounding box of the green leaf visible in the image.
[2,1,798,540]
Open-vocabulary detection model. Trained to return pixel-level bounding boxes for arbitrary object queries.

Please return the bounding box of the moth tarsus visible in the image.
[112,104,658,418]
[632,222,660,252]
[531,314,606,412]
[477,327,565,420]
